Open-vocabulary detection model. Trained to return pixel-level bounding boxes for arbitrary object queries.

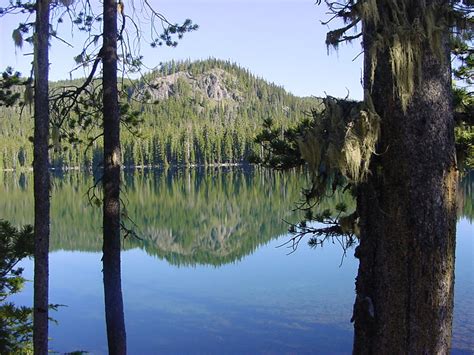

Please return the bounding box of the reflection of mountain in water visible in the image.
[121,169,321,266]
[1,168,472,266]
[0,168,349,266]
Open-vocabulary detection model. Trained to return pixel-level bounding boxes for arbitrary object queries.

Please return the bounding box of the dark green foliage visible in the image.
[0,303,32,354]
[251,117,309,170]
[0,68,33,170]
[0,220,34,354]
[452,26,474,169]
[151,19,199,48]
[455,120,474,169]
[0,220,34,297]
[0,68,26,108]
[0,59,317,170]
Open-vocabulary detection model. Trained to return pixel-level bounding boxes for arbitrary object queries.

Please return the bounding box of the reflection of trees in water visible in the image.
[0,168,472,266]
[458,171,474,222]
[0,169,343,265]
[0,169,473,351]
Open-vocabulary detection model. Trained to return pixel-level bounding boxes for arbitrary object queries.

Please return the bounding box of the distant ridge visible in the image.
[0,58,320,170]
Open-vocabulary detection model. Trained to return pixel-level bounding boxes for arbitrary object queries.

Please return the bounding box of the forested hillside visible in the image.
[0,59,319,170]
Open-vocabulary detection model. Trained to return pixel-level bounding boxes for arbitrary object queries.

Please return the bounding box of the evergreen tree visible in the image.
[32,0,51,352]
[101,0,127,352]
[256,1,472,352]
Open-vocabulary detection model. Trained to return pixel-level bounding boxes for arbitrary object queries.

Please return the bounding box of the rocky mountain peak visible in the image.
[145,68,240,102]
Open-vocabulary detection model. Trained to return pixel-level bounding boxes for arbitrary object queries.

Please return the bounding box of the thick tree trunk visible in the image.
[352,8,458,354]
[33,0,50,353]
[102,0,127,353]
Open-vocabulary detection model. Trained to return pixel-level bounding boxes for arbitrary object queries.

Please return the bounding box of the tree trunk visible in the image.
[102,0,127,353]
[352,6,458,354]
[33,0,50,353]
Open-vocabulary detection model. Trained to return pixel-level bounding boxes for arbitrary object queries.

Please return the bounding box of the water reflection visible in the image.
[1,168,355,266]
[458,170,474,222]
[0,168,472,354]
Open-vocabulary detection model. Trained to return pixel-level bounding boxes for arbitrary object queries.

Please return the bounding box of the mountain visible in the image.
[142,68,241,102]
[0,58,320,170]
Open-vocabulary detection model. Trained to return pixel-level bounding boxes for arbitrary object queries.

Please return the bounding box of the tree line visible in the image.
[0,59,318,170]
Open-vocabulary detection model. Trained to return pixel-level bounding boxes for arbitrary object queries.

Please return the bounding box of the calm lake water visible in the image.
[1,168,473,354]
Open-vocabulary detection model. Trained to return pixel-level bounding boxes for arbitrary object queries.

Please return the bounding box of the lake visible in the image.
[1,168,473,354]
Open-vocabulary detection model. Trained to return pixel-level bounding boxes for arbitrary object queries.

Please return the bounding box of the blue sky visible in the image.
[0,0,363,99]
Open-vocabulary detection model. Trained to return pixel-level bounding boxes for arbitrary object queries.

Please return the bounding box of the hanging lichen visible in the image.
[12,28,23,49]
[23,80,33,106]
[298,92,380,200]
[326,0,447,111]
[366,0,446,110]
[51,125,61,152]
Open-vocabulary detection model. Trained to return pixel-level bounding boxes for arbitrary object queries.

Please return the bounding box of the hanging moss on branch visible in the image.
[256,0,472,255]
[254,94,379,249]
[298,93,380,201]
[324,0,449,111]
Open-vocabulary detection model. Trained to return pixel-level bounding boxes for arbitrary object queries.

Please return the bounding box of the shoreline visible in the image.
[0,162,254,173]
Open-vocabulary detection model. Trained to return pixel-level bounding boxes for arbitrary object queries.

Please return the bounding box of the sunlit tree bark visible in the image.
[102,0,126,353]
[352,1,458,352]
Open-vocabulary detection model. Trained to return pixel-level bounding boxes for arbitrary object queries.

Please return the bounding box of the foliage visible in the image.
[255,95,379,194]
[297,94,379,197]
[0,220,34,354]
[322,0,472,110]
[320,0,473,167]
[254,94,381,248]
[0,68,29,108]
[0,0,197,174]
[251,117,310,170]
[455,121,474,169]
[0,59,317,170]
[255,0,473,250]
[452,24,474,169]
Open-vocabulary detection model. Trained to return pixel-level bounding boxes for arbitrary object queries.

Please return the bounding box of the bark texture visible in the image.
[352,3,458,354]
[33,0,50,353]
[102,0,127,353]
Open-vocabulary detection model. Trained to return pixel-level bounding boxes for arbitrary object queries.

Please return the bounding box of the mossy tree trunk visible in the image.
[102,0,127,353]
[33,0,51,353]
[352,3,458,353]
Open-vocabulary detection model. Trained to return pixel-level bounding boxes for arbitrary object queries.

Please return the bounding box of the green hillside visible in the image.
[0,59,320,170]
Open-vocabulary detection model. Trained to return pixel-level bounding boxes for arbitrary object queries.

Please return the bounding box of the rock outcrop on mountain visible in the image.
[142,68,241,102]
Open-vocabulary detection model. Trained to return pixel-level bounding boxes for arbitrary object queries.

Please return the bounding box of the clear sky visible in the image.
[0,0,364,99]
